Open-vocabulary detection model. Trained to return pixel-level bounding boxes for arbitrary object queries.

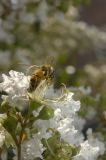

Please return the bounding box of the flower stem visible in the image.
[17,144,21,160]
[17,123,26,160]
[17,116,27,160]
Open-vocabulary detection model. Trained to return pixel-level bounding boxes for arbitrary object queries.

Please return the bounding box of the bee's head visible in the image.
[41,65,54,79]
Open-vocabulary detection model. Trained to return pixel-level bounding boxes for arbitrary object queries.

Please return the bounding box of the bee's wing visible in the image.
[26,65,39,76]
[17,61,39,75]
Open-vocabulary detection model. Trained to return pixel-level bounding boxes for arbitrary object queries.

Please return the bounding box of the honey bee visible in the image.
[23,53,54,93]
[18,57,55,93]
[27,64,54,92]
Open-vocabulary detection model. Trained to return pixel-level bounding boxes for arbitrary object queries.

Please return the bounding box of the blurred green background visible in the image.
[0,0,106,159]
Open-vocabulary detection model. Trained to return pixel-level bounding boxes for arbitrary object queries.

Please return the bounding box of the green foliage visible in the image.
[26,2,39,12]
[46,0,89,9]
[72,0,90,6]
[29,100,41,115]
[0,101,16,115]
[98,152,106,160]
[37,106,54,120]
[57,1,70,13]
[99,94,106,110]
[42,132,78,160]
[3,115,18,134]
[22,100,41,119]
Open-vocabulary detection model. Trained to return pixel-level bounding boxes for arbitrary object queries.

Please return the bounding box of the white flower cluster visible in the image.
[74,129,105,160]
[0,70,29,107]
[21,135,45,160]
[0,70,105,160]
[74,140,100,160]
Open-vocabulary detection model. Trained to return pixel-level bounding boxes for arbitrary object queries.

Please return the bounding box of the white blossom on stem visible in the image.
[73,140,100,160]
[21,135,45,160]
[0,70,105,160]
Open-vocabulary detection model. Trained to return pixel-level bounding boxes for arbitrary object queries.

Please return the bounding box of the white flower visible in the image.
[47,91,81,145]
[21,135,45,160]
[33,119,52,140]
[45,91,80,117]
[87,129,105,155]
[0,70,29,107]
[0,70,104,160]
[73,140,100,160]
[0,70,49,108]
[34,117,78,144]
[55,117,77,144]
[34,90,82,145]
[73,115,85,132]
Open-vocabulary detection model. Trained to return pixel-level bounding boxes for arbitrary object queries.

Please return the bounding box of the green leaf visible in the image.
[5,131,15,147]
[0,101,12,113]
[42,132,78,160]
[47,0,54,5]
[3,115,18,134]
[24,100,41,119]
[99,94,106,109]
[29,100,41,112]
[57,1,69,13]
[37,106,54,120]
[26,2,38,12]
